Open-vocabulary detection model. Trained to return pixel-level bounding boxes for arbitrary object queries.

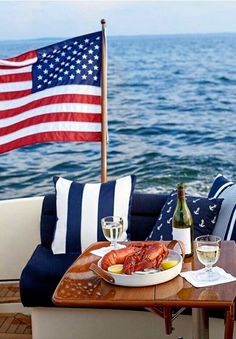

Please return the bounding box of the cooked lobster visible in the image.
[101,241,169,275]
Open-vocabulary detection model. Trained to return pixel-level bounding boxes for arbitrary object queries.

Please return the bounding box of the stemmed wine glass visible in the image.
[101,216,124,248]
[195,235,221,282]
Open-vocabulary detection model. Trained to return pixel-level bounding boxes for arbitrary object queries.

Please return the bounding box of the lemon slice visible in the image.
[107,264,124,274]
[161,260,178,270]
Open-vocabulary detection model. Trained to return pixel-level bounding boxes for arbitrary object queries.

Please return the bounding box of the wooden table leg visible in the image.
[146,307,173,334]
[192,308,209,339]
[224,305,235,339]
[163,307,172,334]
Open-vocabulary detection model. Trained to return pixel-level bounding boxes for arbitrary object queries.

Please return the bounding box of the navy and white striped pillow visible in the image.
[51,175,136,254]
[208,174,236,241]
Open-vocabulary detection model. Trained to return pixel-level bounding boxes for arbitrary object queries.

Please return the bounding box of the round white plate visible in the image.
[98,249,182,287]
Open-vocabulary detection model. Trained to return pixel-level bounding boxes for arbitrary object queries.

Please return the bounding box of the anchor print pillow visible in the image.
[147,191,223,241]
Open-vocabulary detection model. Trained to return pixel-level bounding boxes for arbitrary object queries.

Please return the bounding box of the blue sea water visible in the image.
[0,33,236,199]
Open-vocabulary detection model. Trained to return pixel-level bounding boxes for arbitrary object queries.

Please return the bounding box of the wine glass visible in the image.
[101,216,124,248]
[195,235,221,282]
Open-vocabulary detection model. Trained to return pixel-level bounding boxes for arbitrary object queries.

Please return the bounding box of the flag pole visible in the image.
[101,19,107,183]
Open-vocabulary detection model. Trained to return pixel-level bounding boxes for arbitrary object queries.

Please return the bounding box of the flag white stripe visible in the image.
[113,176,132,241]
[0,57,37,67]
[0,121,101,144]
[51,178,71,254]
[0,84,101,110]
[80,183,101,252]
[0,65,32,76]
[0,80,32,92]
[0,103,101,127]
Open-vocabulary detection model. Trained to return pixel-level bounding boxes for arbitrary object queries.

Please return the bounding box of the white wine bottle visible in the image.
[172,183,193,257]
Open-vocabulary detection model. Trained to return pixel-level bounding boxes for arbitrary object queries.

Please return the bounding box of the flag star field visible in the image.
[33,33,101,93]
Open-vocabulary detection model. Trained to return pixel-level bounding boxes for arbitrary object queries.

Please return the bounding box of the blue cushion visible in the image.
[20,245,78,307]
[147,191,223,241]
[130,193,168,241]
[40,194,57,248]
[208,174,236,240]
[40,192,168,247]
[52,175,136,254]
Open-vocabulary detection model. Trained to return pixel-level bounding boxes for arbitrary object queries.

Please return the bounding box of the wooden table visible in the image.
[53,241,236,339]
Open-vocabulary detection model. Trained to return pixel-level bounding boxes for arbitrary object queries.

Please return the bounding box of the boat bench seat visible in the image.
[20,192,167,307]
[20,245,78,307]
[19,191,232,320]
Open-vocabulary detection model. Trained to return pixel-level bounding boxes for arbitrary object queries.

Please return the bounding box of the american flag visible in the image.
[0,31,103,154]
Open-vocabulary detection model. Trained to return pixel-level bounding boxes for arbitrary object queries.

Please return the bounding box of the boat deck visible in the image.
[0,313,31,338]
[0,283,32,338]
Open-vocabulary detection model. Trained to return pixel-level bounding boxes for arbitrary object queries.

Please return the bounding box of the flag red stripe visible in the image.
[0,72,32,83]
[4,50,37,63]
[0,131,101,154]
[0,112,101,136]
[0,94,101,118]
[0,89,32,100]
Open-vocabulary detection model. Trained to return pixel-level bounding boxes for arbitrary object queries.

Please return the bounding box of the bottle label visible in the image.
[173,228,192,255]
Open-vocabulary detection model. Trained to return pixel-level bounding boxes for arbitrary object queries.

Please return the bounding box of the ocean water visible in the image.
[0,33,236,199]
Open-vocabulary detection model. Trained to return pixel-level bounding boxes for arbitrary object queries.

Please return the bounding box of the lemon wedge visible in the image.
[161,260,178,270]
[107,264,124,274]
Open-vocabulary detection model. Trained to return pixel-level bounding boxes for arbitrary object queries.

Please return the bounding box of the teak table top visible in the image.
[53,241,236,309]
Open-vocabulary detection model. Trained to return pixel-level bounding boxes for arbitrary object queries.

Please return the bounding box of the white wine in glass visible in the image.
[195,235,221,282]
[101,216,123,248]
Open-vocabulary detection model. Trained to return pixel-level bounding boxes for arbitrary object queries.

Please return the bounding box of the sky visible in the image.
[1,1,236,40]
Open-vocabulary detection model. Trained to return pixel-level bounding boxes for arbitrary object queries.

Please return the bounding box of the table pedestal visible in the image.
[192,308,209,339]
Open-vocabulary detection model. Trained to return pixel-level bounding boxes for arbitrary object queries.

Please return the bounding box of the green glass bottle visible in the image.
[172,183,193,257]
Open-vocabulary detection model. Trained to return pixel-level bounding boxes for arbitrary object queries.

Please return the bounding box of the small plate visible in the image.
[97,249,182,287]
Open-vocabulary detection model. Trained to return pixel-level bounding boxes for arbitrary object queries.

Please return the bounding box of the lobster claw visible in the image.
[101,246,135,271]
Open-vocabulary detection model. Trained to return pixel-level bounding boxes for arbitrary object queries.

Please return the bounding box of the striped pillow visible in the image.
[208,174,236,240]
[51,175,136,254]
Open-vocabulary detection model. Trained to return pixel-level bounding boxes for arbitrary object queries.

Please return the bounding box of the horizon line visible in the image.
[1,31,236,42]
